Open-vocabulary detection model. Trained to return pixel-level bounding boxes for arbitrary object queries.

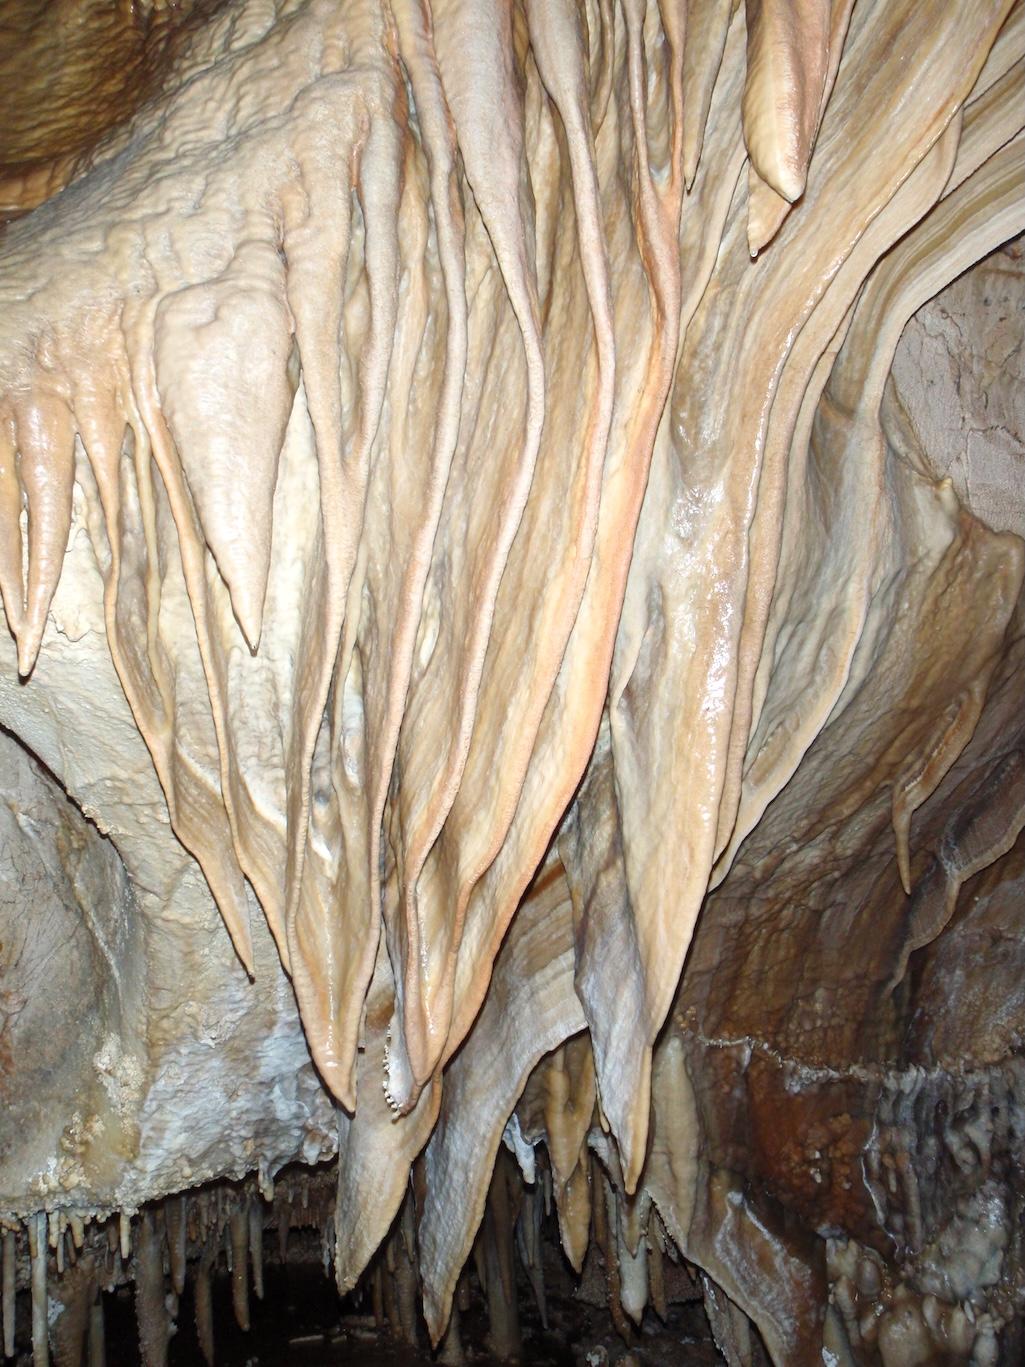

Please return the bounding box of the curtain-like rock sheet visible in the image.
[1,0,1024,1362]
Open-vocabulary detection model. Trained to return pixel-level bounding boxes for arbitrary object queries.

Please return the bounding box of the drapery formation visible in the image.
[1,0,1023,1361]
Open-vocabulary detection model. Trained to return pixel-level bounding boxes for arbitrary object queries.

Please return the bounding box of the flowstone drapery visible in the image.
[1,2,1023,1362]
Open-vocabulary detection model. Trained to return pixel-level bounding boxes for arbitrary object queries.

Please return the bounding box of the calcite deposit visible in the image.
[1,0,1023,1363]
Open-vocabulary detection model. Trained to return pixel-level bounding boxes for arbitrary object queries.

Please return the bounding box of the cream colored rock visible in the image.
[0,1,1023,1363]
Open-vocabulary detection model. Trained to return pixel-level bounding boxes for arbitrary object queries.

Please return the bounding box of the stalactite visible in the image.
[1,1228,14,1358]
[134,1210,168,1367]
[51,1214,64,1276]
[1,3,1023,1365]
[167,1197,186,1298]
[247,1200,264,1302]
[194,1247,215,1367]
[29,1211,49,1367]
[228,1206,249,1331]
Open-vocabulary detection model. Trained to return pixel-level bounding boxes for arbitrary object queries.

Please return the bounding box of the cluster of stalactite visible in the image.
[1,1,1024,1364]
[0,1168,327,1366]
[0,1155,718,1365]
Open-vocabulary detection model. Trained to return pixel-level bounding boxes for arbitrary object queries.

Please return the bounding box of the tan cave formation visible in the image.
[0,0,1023,1363]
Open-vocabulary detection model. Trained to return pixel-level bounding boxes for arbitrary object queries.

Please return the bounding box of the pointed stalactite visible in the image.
[617,1217,648,1328]
[248,1201,264,1302]
[167,1197,186,1298]
[29,1211,49,1367]
[2,1228,14,1358]
[0,417,23,640]
[229,1207,250,1331]
[194,1248,216,1367]
[11,396,76,675]
[0,6,1021,1366]
[388,0,550,1106]
[741,0,830,204]
[682,0,737,187]
[134,1210,168,1367]
[153,240,297,651]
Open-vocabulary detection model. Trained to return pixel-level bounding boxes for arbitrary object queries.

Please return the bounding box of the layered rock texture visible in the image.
[1,0,1023,1362]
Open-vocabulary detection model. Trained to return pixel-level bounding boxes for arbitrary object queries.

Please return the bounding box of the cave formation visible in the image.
[0,0,1023,1363]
